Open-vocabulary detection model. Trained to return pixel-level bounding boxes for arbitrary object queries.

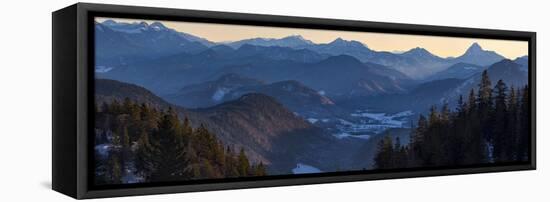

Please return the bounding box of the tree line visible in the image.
[374,70,530,169]
[94,98,267,185]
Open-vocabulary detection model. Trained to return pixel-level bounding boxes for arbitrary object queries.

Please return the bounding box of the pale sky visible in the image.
[97,17,528,59]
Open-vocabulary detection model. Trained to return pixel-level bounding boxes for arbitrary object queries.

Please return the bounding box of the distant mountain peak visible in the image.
[282,35,313,44]
[403,47,431,55]
[138,21,149,27]
[328,38,367,48]
[466,42,483,53]
[452,42,505,66]
[102,19,117,26]
[227,34,314,49]
[100,20,171,32]
[150,22,167,30]
[330,37,349,44]
[331,37,345,43]
[411,47,428,52]
[287,34,303,38]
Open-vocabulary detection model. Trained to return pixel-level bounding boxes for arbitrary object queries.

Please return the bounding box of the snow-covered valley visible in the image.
[305,109,414,140]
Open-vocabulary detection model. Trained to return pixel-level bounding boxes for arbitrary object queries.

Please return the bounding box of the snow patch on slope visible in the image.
[95,66,113,73]
[212,88,229,101]
[333,132,371,140]
[292,163,322,174]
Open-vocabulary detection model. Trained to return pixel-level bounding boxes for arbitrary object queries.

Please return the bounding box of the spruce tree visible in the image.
[477,70,494,146]
[255,162,267,176]
[237,148,250,176]
[374,135,394,169]
[149,108,190,182]
[506,86,520,160]
[518,86,530,160]
[492,80,509,162]
[107,153,122,184]
[224,146,239,177]
[135,129,157,181]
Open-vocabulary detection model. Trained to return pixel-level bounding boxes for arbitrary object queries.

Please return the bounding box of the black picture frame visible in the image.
[52,3,536,199]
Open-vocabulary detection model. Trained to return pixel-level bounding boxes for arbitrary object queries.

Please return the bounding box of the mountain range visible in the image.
[93,20,530,174]
[95,20,521,80]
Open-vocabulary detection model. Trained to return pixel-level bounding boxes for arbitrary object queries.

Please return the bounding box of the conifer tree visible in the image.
[468,89,476,112]
[492,80,509,162]
[374,135,394,169]
[121,126,130,149]
[149,108,190,182]
[224,146,239,177]
[477,70,494,145]
[237,148,250,176]
[98,98,266,183]
[135,129,157,180]
[107,153,122,184]
[255,162,267,176]
[506,86,520,160]
[518,86,530,160]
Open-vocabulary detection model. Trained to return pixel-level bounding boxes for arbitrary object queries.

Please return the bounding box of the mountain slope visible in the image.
[165,73,265,108]
[295,55,414,97]
[223,80,338,117]
[95,79,172,108]
[345,78,465,113]
[165,72,340,118]
[514,55,529,72]
[446,59,528,105]
[94,79,337,174]
[230,44,329,63]
[427,62,485,80]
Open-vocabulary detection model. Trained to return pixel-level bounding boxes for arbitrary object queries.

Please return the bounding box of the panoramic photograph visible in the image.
[93,17,530,185]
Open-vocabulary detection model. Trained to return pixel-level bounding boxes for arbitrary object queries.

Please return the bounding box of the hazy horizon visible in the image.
[96,17,528,59]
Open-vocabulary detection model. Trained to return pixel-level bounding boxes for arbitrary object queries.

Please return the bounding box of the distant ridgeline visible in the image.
[374,70,530,169]
[94,99,266,185]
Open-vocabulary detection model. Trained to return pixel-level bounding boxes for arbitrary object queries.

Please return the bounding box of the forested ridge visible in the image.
[374,70,530,169]
[94,98,266,185]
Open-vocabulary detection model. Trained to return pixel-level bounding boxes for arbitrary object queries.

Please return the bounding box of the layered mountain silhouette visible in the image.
[96,20,518,81]
[449,59,528,98]
[344,59,527,113]
[166,73,341,118]
[95,79,340,174]
[94,20,530,175]
[165,73,266,108]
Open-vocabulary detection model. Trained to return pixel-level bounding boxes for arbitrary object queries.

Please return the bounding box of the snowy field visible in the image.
[312,109,414,140]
